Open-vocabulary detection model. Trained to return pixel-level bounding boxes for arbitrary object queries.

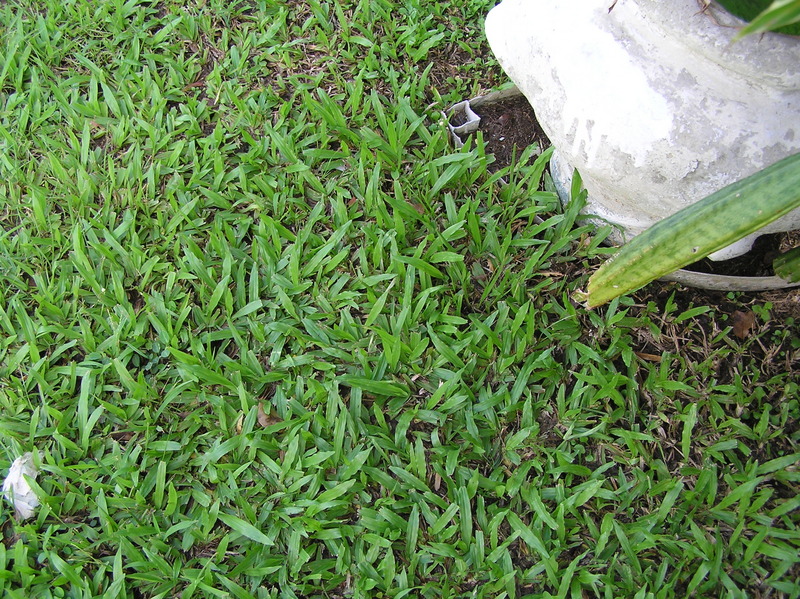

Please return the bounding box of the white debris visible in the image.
[3,452,40,520]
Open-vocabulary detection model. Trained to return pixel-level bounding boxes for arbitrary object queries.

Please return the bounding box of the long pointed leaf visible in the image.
[737,0,800,37]
[774,246,800,282]
[587,152,800,307]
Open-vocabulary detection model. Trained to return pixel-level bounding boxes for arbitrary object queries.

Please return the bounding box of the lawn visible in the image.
[1,0,799,598]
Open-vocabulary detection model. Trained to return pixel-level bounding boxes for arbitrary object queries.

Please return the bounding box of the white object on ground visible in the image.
[485,0,800,260]
[3,452,41,520]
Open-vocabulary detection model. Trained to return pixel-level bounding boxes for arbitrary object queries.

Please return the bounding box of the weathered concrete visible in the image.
[486,0,800,259]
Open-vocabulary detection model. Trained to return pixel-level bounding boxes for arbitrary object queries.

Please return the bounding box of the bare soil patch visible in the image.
[475,94,550,168]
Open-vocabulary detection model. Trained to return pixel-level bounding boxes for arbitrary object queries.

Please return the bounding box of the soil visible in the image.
[452,91,799,280]
[474,95,550,169]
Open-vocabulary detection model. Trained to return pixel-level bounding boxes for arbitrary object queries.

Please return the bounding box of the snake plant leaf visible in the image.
[736,0,800,37]
[774,246,800,283]
[587,152,800,308]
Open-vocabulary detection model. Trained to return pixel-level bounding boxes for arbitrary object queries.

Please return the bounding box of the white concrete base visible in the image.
[486,0,800,260]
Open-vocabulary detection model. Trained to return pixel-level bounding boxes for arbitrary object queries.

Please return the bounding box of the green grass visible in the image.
[1,0,799,598]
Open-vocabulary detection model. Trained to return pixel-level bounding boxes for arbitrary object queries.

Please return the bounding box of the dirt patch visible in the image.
[449,92,549,170]
[475,94,550,168]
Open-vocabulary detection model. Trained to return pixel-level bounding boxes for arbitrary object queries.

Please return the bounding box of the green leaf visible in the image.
[506,512,550,559]
[338,376,410,398]
[218,512,274,546]
[588,152,800,306]
[737,0,800,37]
[395,255,445,279]
[365,278,396,327]
[316,479,356,503]
[681,403,698,461]
[773,246,800,282]
[714,477,767,511]
[525,488,559,531]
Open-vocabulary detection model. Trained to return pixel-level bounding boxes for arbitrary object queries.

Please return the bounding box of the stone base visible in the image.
[485,0,800,259]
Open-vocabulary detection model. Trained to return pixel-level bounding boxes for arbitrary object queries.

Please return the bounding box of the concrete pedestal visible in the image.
[486,0,800,259]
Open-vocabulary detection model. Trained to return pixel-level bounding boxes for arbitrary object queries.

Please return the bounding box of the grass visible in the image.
[0,0,798,597]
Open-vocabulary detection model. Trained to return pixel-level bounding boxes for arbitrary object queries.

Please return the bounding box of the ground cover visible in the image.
[0,0,798,597]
